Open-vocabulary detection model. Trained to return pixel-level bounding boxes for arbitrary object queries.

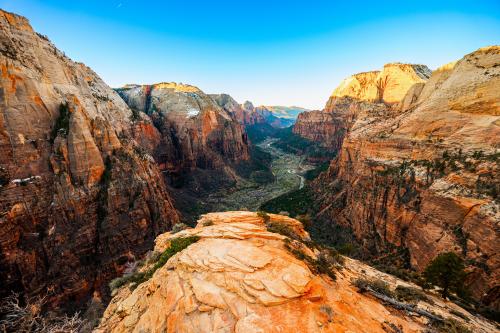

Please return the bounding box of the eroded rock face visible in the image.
[293,63,431,151]
[116,84,250,178]
[0,10,179,310]
[210,94,265,125]
[312,46,500,309]
[96,212,496,333]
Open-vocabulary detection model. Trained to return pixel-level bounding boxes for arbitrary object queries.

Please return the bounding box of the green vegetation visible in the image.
[171,223,189,233]
[97,156,113,223]
[235,145,274,183]
[266,221,302,240]
[256,210,270,223]
[430,318,472,333]
[259,187,315,217]
[109,236,200,290]
[303,162,330,180]
[50,102,70,142]
[394,285,430,304]
[377,149,499,201]
[352,277,394,298]
[283,239,341,280]
[273,126,336,160]
[245,123,279,143]
[130,108,141,121]
[202,219,214,227]
[423,252,467,300]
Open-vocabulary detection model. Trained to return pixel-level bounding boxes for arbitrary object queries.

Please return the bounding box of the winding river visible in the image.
[205,137,314,211]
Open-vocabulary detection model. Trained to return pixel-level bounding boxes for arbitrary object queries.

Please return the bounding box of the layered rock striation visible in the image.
[96,212,497,333]
[0,10,179,309]
[312,46,500,309]
[210,94,265,126]
[293,63,431,150]
[117,84,250,174]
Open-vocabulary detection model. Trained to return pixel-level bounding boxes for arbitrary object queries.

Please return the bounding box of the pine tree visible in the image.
[423,252,466,299]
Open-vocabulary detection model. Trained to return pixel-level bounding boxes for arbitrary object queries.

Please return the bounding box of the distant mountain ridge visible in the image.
[211,95,310,128]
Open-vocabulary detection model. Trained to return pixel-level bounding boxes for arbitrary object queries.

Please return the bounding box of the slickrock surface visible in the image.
[293,63,431,150]
[312,46,500,310]
[96,212,497,333]
[0,10,179,309]
[117,84,249,177]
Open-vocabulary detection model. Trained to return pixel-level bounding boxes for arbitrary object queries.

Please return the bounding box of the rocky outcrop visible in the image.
[212,96,299,128]
[96,211,496,333]
[0,10,179,310]
[210,94,264,125]
[312,46,500,310]
[293,63,431,151]
[117,84,250,179]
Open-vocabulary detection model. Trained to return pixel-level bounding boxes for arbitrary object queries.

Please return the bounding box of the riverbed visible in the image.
[204,137,314,211]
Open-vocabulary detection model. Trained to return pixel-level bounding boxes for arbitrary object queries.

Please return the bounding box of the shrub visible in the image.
[284,240,339,280]
[0,293,87,333]
[257,211,270,223]
[394,285,429,303]
[319,304,334,322]
[423,252,467,299]
[109,236,200,290]
[171,223,189,233]
[130,108,141,121]
[266,221,301,240]
[202,220,214,227]
[430,318,472,333]
[381,321,403,333]
[352,278,394,298]
[449,309,469,321]
[50,102,70,142]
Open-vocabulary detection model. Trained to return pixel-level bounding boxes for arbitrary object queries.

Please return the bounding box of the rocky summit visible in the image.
[293,62,431,151]
[96,212,496,333]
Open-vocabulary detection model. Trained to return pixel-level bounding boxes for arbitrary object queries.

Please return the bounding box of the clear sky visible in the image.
[1,0,499,109]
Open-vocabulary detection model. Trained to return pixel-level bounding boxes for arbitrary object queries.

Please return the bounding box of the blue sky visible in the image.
[1,0,499,109]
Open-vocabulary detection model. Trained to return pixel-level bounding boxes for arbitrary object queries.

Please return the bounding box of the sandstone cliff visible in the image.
[210,94,265,125]
[293,63,431,150]
[312,46,500,310]
[212,96,298,129]
[0,10,179,310]
[96,212,497,333]
[117,84,250,177]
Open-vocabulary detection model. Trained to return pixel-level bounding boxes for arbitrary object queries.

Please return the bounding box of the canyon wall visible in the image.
[293,63,431,150]
[312,47,500,309]
[0,10,179,310]
[210,94,265,125]
[117,84,250,177]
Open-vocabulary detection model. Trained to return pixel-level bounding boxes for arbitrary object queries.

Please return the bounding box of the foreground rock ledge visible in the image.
[96,212,497,333]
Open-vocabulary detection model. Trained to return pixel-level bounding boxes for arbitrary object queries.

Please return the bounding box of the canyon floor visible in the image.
[204,137,315,212]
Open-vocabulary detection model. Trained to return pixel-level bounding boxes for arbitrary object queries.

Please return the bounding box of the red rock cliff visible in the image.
[293,63,431,150]
[0,10,179,310]
[312,46,500,310]
[117,84,250,177]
